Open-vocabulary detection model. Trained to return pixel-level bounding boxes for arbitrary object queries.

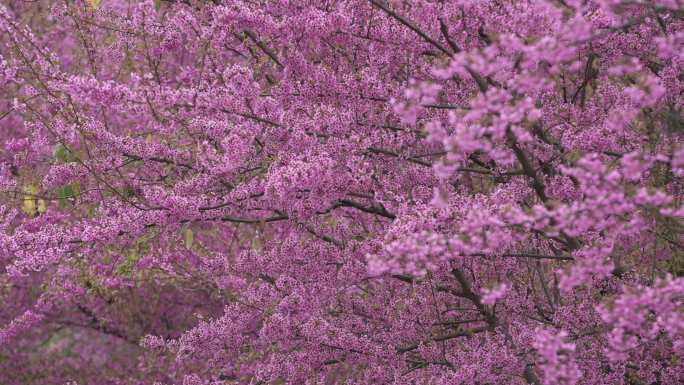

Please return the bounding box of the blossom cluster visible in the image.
[1,0,684,384]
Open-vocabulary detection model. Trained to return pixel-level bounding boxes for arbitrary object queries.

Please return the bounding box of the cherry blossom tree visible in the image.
[1,0,684,384]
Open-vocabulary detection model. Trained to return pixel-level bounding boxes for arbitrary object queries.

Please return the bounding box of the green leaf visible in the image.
[183,227,194,249]
[37,199,47,214]
[58,187,67,209]
[154,0,161,11]
[116,247,141,277]
[22,184,39,216]
[52,144,70,163]
[57,182,80,208]
[63,184,74,198]
[115,262,132,277]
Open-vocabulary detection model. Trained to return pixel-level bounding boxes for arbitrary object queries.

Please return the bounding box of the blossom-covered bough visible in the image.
[1,0,684,384]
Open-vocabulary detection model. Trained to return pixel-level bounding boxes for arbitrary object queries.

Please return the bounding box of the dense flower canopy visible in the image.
[1,0,684,384]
